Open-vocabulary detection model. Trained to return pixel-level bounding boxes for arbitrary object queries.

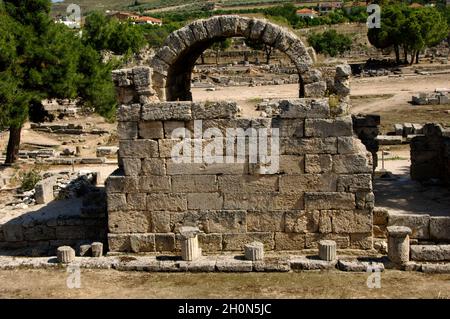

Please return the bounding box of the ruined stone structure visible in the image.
[107,16,374,253]
[411,123,450,185]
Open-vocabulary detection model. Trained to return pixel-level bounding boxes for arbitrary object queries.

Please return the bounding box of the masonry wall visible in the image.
[106,98,374,253]
[411,123,450,185]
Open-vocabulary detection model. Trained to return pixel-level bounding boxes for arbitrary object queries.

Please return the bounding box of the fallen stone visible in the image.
[290,256,337,270]
[215,256,253,272]
[337,259,385,272]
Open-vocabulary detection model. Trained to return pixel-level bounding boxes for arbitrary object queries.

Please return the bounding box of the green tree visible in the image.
[0,0,117,164]
[308,30,352,57]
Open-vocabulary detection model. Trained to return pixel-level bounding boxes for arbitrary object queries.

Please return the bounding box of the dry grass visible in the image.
[0,269,449,298]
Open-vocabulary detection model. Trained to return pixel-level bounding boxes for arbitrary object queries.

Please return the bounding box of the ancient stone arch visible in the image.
[150,15,322,101]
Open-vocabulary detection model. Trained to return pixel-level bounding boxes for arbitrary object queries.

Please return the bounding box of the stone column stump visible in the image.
[57,246,75,264]
[244,242,264,261]
[179,226,202,261]
[91,242,103,257]
[318,240,337,261]
[387,226,412,266]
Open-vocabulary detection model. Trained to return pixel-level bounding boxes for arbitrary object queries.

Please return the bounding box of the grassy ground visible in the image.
[0,269,449,298]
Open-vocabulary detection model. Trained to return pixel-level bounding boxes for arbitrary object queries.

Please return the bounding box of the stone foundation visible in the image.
[106,98,374,253]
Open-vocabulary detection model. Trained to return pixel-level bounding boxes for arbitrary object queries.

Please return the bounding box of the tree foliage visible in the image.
[308,30,352,57]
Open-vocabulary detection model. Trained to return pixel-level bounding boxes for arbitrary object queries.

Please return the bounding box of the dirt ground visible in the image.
[0,268,448,299]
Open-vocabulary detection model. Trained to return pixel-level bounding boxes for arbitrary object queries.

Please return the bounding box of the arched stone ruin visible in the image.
[107,16,374,254]
[150,15,326,101]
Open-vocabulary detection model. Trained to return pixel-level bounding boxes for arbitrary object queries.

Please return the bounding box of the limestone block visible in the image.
[198,233,223,252]
[304,192,355,210]
[222,232,274,251]
[290,256,337,270]
[164,121,185,138]
[172,175,217,193]
[249,18,267,40]
[108,233,131,252]
[146,194,187,211]
[223,193,275,210]
[279,174,337,193]
[218,175,278,193]
[410,245,450,262]
[118,104,141,122]
[430,217,450,241]
[91,242,103,257]
[155,46,178,65]
[274,232,305,250]
[272,193,304,210]
[108,210,152,234]
[284,210,319,233]
[126,193,147,211]
[166,161,247,175]
[337,136,367,154]
[373,208,388,225]
[216,256,253,272]
[105,176,138,193]
[141,158,166,176]
[337,174,372,193]
[394,124,404,136]
[271,118,304,138]
[335,64,352,78]
[139,121,164,139]
[302,69,322,85]
[318,240,337,261]
[202,16,222,38]
[306,233,350,249]
[79,244,91,257]
[122,158,141,176]
[149,56,169,76]
[278,99,330,119]
[261,21,281,45]
[305,154,332,173]
[304,117,353,137]
[388,213,430,239]
[150,211,171,233]
[330,210,372,234]
[34,177,56,204]
[141,102,192,121]
[132,66,152,87]
[130,233,155,253]
[138,176,170,192]
[206,210,247,234]
[57,246,75,264]
[350,233,374,250]
[107,193,127,212]
[244,241,264,261]
[304,81,327,98]
[174,25,196,47]
[187,193,223,210]
[279,155,305,174]
[119,140,159,158]
[282,137,337,155]
[333,154,373,174]
[247,211,285,232]
[191,101,239,119]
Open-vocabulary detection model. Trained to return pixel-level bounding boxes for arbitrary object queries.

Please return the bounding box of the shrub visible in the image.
[18,168,42,191]
[308,30,352,57]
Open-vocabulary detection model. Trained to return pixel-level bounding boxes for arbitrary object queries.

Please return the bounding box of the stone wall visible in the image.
[106,98,374,253]
[352,114,380,172]
[411,123,450,185]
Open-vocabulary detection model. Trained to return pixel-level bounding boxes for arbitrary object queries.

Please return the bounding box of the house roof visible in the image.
[135,16,162,23]
[296,8,319,15]
[409,3,423,8]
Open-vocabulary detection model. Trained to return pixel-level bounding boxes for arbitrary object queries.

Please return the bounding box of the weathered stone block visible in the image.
[304,154,332,173]
[122,158,141,176]
[279,174,337,193]
[304,81,327,97]
[151,211,171,233]
[215,256,253,272]
[279,155,305,174]
[118,122,138,140]
[142,102,192,121]
[278,99,330,119]
[167,161,247,175]
[218,175,278,193]
[388,213,430,239]
[130,233,155,253]
[430,217,450,241]
[34,178,55,204]
[306,233,350,249]
[282,137,337,155]
[272,193,304,210]
[141,158,166,176]
[107,193,127,212]
[108,233,131,252]
[119,140,159,158]
[126,193,147,211]
[147,194,187,211]
[164,121,185,138]
[274,232,305,250]
[108,210,152,233]
[305,117,353,137]
[2,223,24,242]
[106,175,138,193]
[192,101,239,119]
[187,193,223,210]
[305,192,355,210]
[410,245,450,261]
[223,193,275,210]
[284,210,319,233]
[337,174,372,192]
[247,211,284,232]
[333,154,372,174]
[172,175,217,193]
[138,176,170,192]
[118,104,140,122]
[271,118,304,137]
[139,121,164,139]
[198,233,222,251]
